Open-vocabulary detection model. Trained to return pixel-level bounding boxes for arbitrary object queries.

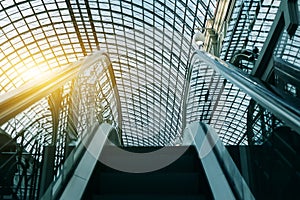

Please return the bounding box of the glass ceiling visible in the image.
[1,0,299,146]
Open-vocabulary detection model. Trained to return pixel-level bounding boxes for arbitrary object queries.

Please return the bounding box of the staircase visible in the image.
[82,145,213,200]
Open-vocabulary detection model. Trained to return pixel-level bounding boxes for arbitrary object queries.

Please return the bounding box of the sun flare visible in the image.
[21,68,43,82]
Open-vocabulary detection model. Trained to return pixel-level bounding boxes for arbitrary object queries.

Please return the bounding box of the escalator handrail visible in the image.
[0,51,109,126]
[191,50,300,134]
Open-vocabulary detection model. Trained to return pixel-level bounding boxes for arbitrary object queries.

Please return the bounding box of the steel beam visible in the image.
[251,0,299,81]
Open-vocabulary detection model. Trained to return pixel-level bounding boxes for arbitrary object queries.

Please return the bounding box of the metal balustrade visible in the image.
[187,50,300,146]
[0,51,118,199]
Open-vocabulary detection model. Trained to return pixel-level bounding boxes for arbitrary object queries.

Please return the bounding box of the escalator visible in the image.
[83,146,212,200]
[0,43,299,199]
[56,122,253,200]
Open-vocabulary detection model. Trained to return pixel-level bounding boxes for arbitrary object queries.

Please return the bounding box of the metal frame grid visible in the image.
[274,1,300,66]
[221,0,299,76]
[221,0,280,70]
[1,0,300,198]
[69,0,216,146]
[0,84,70,199]
[0,0,299,197]
[0,53,114,198]
[217,0,300,144]
[0,0,85,94]
[0,0,216,147]
[0,0,299,146]
[247,99,283,145]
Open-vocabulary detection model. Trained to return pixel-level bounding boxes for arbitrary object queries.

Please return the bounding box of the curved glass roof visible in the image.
[1,0,299,147]
[0,0,217,147]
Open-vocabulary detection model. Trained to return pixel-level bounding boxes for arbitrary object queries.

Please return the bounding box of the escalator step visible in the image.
[98,172,201,194]
[98,154,199,173]
[92,194,208,200]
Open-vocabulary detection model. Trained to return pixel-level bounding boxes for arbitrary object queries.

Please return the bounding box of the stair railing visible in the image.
[184,50,300,199]
[185,50,300,141]
[216,51,300,132]
[183,121,255,200]
[0,51,119,199]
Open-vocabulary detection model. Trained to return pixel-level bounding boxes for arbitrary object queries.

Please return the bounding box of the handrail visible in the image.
[191,50,300,134]
[0,51,107,125]
[0,51,120,198]
[183,122,255,199]
[58,123,113,200]
[41,122,113,200]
